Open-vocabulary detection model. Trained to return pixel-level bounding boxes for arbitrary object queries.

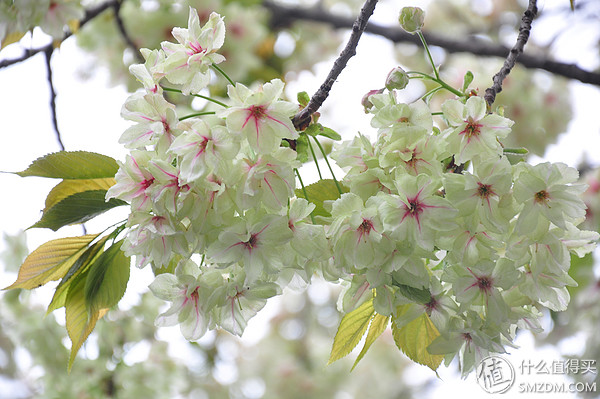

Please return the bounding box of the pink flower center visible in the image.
[356,218,375,243]
[249,105,267,120]
[476,182,496,199]
[243,234,259,250]
[188,41,204,55]
[141,178,154,190]
[534,190,550,205]
[358,219,373,234]
[460,118,483,142]
[476,276,493,294]
[407,199,424,216]
[424,296,438,313]
[404,148,430,174]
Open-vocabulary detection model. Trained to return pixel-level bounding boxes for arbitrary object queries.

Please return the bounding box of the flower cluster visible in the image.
[109,7,598,376]
[330,90,597,374]
[0,0,84,41]
[108,8,328,339]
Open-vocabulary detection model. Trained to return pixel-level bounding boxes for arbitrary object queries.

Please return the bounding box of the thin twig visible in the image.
[112,0,143,63]
[484,0,538,108]
[0,1,118,69]
[262,0,600,87]
[291,0,379,130]
[44,47,65,151]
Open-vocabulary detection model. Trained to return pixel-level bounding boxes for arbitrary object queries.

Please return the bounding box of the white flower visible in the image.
[220,79,298,154]
[513,162,587,237]
[442,96,513,164]
[149,260,210,340]
[160,9,226,94]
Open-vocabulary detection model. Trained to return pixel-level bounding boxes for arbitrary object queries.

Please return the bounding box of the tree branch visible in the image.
[485,0,537,108]
[112,0,143,63]
[291,0,379,130]
[262,0,600,87]
[44,47,65,151]
[0,1,118,69]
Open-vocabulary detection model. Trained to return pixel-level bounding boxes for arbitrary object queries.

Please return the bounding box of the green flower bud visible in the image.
[399,7,425,34]
[385,67,409,91]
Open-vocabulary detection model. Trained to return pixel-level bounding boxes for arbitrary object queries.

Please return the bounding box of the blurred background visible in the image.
[1,0,600,397]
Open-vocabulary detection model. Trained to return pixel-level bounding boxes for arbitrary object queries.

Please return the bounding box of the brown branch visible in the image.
[112,0,143,63]
[44,47,65,151]
[0,1,118,69]
[484,0,538,108]
[291,0,379,130]
[262,0,600,87]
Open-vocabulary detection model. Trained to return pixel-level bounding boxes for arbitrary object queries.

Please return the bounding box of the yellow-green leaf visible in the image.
[16,151,119,179]
[65,271,108,371]
[67,19,80,34]
[328,298,374,365]
[4,234,99,290]
[1,31,26,49]
[47,236,109,314]
[392,310,443,371]
[44,178,116,212]
[295,179,349,218]
[351,313,390,371]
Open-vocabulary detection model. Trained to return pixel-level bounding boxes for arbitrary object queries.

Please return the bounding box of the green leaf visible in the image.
[304,123,320,137]
[295,133,309,163]
[319,127,341,141]
[84,240,130,313]
[568,252,594,296]
[295,179,348,218]
[154,254,181,276]
[44,178,116,212]
[328,298,374,365]
[504,147,529,165]
[4,234,100,290]
[30,190,127,231]
[16,151,119,179]
[461,70,474,92]
[503,147,529,155]
[392,309,443,371]
[351,313,390,371]
[393,281,432,304]
[302,123,342,141]
[297,91,310,107]
[48,236,110,314]
[65,270,107,371]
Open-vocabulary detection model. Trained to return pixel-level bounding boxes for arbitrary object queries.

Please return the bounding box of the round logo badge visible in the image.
[476,355,515,394]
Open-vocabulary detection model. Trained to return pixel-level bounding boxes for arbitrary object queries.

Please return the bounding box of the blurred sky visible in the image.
[1,0,600,397]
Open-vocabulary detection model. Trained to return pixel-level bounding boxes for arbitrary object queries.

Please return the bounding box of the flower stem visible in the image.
[179,111,216,121]
[312,136,342,195]
[162,86,229,108]
[307,137,323,180]
[407,71,465,98]
[418,31,439,80]
[211,64,235,86]
[294,168,316,224]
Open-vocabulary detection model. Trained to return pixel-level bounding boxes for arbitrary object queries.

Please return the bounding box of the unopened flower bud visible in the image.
[399,7,425,34]
[385,67,409,91]
[361,88,384,112]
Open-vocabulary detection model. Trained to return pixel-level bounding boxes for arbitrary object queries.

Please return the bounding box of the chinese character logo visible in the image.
[476,356,515,394]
